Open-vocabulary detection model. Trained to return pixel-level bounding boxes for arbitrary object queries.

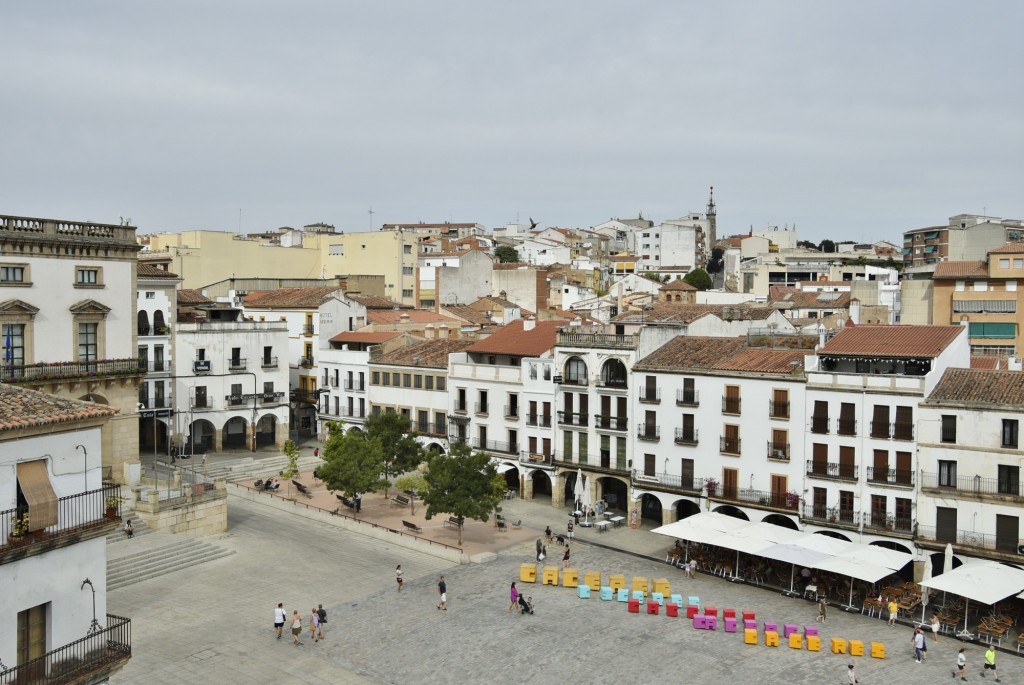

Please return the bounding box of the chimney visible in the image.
[523,316,536,332]
[438,324,449,340]
[400,312,411,325]
[1008,356,1022,371]
[849,298,861,325]
[424,324,435,340]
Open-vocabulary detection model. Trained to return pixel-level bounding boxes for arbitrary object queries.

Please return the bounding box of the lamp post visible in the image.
[80,578,102,634]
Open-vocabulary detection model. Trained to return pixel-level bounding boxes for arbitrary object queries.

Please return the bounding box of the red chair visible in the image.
[742,610,755,621]
[628,599,640,613]
[704,606,718,618]
[686,605,699,618]
[647,601,659,615]
[666,603,679,617]
[724,608,736,619]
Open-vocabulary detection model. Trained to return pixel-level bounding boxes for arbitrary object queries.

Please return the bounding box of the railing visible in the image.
[0,613,131,684]
[474,402,489,415]
[291,389,318,404]
[556,331,638,349]
[630,470,703,492]
[596,378,628,390]
[920,472,1023,497]
[675,389,699,406]
[0,214,137,242]
[225,394,245,406]
[138,397,172,409]
[503,405,519,419]
[138,326,170,336]
[526,414,552,427]
[767,442,790,461]
[861,513,914,535]
[454,402,468,414]
[303,324,315,336]
[0,358,145,384]
[940,429,957,444]
[674,427,699,445]
[638,387,660,403]
[1,485,122,549]
[146,360,168,373]
[229,358,247,370]
[870,421,891,439]
[557,375,588,386]
[722,397,741,414]
[810,416,830,434]
[865,467,914,487]
[299,357,314,368]
[594,415,628,431]
[637,424,660,441]
[475,439,518,455]
[769,400,790,419]
[709,487,799,511]
[720,437,741,455]
[916,525,1011,552]
[413,422,448,437]
[343,381,365,392]
[557,411,588,427]
[836,418,857,436]
[805,460,858,481]
[802,504,859,526]
[261,356,278,368]
[519,450,554,466]
[892,422,914,441]
[327,377,339,388]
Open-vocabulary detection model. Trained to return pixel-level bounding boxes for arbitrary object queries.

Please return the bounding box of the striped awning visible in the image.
[17,460,58,531]
[953,299,1017,313]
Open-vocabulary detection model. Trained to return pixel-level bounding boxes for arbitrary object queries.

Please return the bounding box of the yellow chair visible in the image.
[765,631,779,647]
[849,640,864,656]
[652,578,670,595]
[807,635,821,652]
[609,574,626,591]
[519,564,537,583]
[870,642,885,659]
[542,566,559,586]
[830,637,847,654]
[584,571,601,591]
[631,577,649,596]
[562,568,579,588]
[788,633,803,649]
[744,629,758,645]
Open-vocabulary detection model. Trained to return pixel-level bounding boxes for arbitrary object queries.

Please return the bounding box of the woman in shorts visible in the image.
[290,610,303,645]
[396,564,404,592]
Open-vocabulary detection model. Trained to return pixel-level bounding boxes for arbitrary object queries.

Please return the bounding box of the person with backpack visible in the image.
[316,604,326,640]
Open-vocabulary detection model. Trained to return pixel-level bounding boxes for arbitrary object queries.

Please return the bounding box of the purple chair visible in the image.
[764,621,778,633]
[724,617,737,633]
[804,625,819,637]
[706,615,718,631]
[783,623,798,638]
[693,614,709,630]
[744,619,757,630]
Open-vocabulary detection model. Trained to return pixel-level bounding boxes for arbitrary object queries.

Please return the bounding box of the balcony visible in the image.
[675,390,699,407]
[303,324,315,336]
[836,418,857,436]
[865,467,914,488]
[631,469,704,494]
[810,416,830,434]
[1,485,123,558]
[916,526,1017,555]
[555,452,628,474]
[767,442,790,461]
[0,613,131,685]
[475,439,518,455]
[802,504,859,527]
[519,450,554,467]
[596,378,628,391]
[454,402,469,414]
[892,422,914,441]
[413,422,448,437]
[291,389,319,404]
[861,512,914,536]
[594,415,628,431]
[261,356,279,369]
[526,414,553,428]
[720,437,741,455]
[450,362,522,384]
[327,377,339,388]
[636,424,660,441]
[556,375,588,387]
[920,472,1023,499]
[674,427,699,445]
[193,360,212,374]
[299,357,314,368]
[145,360,168,373]
[708,486,799,512]
[638,387,660,404]
[0,358,146,385]
[805,460,858,482]
[228,358,247,371]
[769,400,790,420]
[343,381,365,392]
[138,325,170,336]
[474,402,489,416]
[137,397,172,410]
[721,397,741,415]
[225,394,245,407]
[556,331,638,349]
[503,405,519,419]
[558,411,588,427]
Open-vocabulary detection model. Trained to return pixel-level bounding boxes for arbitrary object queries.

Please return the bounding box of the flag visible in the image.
[3,324,12,366]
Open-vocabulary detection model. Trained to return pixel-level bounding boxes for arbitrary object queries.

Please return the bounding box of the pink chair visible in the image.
[706,615,718,631]
[693,614,708,629]
[783,623,798,638]
[804,625,819,637]
[744,619,757,630]
[764,621,778,633]
[724,617,737,633]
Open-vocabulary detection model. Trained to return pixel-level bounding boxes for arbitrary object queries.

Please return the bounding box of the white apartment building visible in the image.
[136,263,180,457]
[315,293,374,435]
[634,217,708,272]
[0,214,146,483]
[447,320,561,500]
[0,385,131,681]
[174,305,289,454]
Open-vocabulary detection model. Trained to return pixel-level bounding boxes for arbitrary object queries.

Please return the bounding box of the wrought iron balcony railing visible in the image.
[805,460,858,481]
[0,358,146,384]
[674,427,699,445]
[0,613,131,684]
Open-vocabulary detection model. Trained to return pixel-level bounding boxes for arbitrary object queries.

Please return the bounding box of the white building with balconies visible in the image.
[136,263,180,458]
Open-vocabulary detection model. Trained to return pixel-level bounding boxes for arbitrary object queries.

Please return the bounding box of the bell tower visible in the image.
[706,185,717,248]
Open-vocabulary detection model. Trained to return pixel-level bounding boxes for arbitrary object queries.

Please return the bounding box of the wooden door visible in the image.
[770,475,787,508]
[839,446,855,479]
[812,443,828,475]
[895,451,912,485]
[873,450,889,483]
[644,453,655,476]
[723,468,738,499]
[680,459,694,490]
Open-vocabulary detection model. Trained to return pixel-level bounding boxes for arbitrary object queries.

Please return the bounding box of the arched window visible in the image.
[600,358,628,388]
[137,310,150,335]
[565,357,587,385]
[153,310,166,334]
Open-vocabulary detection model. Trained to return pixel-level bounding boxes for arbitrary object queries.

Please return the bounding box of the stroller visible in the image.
[518,595,535,615]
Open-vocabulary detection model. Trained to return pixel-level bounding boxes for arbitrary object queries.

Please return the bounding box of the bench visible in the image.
[510,519,522,529]
[392,494,412,507]
[292,480,313,498]
[402,520,422,533]
[336,494,355,509]
[497,520,508,532]
[444,516,463,528]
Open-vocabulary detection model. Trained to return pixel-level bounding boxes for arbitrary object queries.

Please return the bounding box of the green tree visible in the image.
[683,268,713,291]
[421,441,502,546]
[318,422,389,503]
[365,412,424,497]
[819,239,837,253]
[494,245,520,263]
[797,240,818,250]
[394,473,429,515]
[281,439,300,499]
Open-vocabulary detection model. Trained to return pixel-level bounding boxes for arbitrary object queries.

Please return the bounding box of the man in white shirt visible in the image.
[273,602,287,639]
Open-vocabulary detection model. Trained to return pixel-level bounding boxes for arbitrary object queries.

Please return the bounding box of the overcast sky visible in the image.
[1,2,1021,244]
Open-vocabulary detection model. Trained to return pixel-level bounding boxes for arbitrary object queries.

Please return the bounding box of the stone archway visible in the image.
[674,498,702,521]
[188,419,216,455]
[256,415,278,447]
[639,493,662,524]
[223,416,249,449]
[138,417,170,455]
[595,476,628,513]
[501,465,520,492]
[712,504,749,521]
[928,551,962,577]
[815,530,852,542]
[529,470,552,503]
[762,513,799,530]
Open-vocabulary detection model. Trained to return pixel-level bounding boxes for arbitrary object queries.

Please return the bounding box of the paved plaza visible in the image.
[108,493,1017,684]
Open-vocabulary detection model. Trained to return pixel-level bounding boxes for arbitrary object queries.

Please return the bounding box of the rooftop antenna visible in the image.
[238,209,242,233]
[369,206,375,231]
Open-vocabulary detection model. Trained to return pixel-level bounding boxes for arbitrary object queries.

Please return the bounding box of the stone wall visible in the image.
[132,480,228,537]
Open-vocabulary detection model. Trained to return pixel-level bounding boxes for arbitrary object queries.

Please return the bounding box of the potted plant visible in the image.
[704,478,718,496]
[785,491,801,510]
[826,505,839,523]
[105,496,125,518]
[8,512,29,544]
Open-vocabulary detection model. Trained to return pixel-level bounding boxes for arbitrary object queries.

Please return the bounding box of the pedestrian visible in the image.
[290,610,303,645]
[273,602,286,639]
[123,519,134,538]
[953,647,967,680]
[567,520,574,541]
[314,447,319,458]
[396,564,404,592]
[316,604,326,640]
[931,613,941,642]
[912,626,925,663]
[846,663,859,684]
[544,525,552,542]
[437,575,447,611]
[355,494,362,513]
[508,582,519,613]
[563,545,571,569]
[887,598,899,626]
[535,537,544,562]
[981,645,999,681]
[309,607,320,643]
[816,597,827,623]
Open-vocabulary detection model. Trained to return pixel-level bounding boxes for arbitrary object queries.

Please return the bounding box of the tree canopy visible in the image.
[819,239,837,253]
[683,268,713,291]
[365,412,424,496]
[318,422,389,501]
[494,245,520,263]
[420,441,502,545]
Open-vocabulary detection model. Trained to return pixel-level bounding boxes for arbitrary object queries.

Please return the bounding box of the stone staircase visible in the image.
[107,537,235,591]
[106,516,153,543]
[159,454,322,483]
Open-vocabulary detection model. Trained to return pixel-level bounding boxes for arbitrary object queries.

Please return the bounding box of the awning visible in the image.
[920,561,1024,605]
[813,556,895,584]
[839,543,913,571]
[17,460,58,531]
[759,543,830,568]
[651,512,748,545]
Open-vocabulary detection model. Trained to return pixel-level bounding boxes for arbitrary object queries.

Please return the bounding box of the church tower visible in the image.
[706,185,717,248]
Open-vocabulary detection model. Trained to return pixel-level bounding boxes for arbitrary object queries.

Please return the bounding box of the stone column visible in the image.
[522,473,534,500]
[551,472,564,508]
[214,427,223,452]
[276,419,288,449]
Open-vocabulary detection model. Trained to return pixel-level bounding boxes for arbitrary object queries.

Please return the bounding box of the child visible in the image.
[123,519,134,539]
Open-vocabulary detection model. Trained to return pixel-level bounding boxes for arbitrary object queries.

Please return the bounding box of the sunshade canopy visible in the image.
[920,561,1024,605]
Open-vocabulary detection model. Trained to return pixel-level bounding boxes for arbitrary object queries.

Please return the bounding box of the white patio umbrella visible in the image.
[943,543,954,575]
[573,468,584,513]
[581,476,593,525]
[919,554,932,624]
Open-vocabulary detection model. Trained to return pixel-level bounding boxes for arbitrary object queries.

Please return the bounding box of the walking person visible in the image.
[396,565,404,592]
[567,520,574,542]
[508,582,519,613]
[980,645,1000,681]
[437,575,447,610]
[535,537,544,562]
[912,626,925,663]
[562,545,570,570]
[273,602,286,639]
[846,664,859,684]
[316,604,326,640]
[931,613,941,642]
[544,525,552,542]
[953,647,967,680]
[815,597,827,623]
[309,607,320,643]
[888,597,899,626]
[290,610,303,645]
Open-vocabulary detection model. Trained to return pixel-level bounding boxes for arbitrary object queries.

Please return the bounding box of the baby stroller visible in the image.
[518,595,535,615]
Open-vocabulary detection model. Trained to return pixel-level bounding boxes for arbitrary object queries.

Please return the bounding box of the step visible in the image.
[107,539,234,591]
[106,517,152,543]
[108,549,235,591]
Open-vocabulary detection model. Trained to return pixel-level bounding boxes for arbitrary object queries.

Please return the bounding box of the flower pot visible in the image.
[106,507,118,519]
[7,533,26,546]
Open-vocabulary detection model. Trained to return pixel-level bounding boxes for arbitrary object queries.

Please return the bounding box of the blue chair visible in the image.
[617,588,630,602]
[578,585,591,599]
[688,595,700,607]
[631,590,646,605]
[670,593,684,608]
[600,586,614,601]
[651,591,665,606]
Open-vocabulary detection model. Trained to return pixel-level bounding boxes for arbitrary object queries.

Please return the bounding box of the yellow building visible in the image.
[932,243,1024,357]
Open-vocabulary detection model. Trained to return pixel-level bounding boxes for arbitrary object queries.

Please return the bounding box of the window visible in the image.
[402,289,413,298]
[437,376,445,391]
[392,372,401,385]
[17,602,48,667]
[936,507,957,542]
[372,371,380,385]
[1015,259,1024,269]
[425,375,434,390]
[75,267,101,286]
[402,266,414,275]
[78,322,98,362]
[1002,419,1019,448]
[0,264,26,283]
[565,357,587,384]
[998,465,1020,495]
[1000,259,1010,268]
[403,374,411,388]
[543,365,551,380]
[938,460,957,487]
[974,281,988,292]
[414,375,422,389]
[382,373,390,386]
[996,514,1020,553]
[1,323,25,370]
[940,415,957,443]
[403,245,412,255]
[955,280,965,292]
[529,363,538,380]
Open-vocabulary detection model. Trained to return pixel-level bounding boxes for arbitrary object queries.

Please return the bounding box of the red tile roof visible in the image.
[933,261,988,279]
[372,338,476,369]
[367,310,462,325]
[0,384,118,431]
[927,368,1024,406]
[820,325,964,358]
[771,290,852,309]
[243,287,341,308]
[345,294,410,310]
[177,288,212,305]
[713,348,808,375]
[611,303,778,324]
[660,280,696,291]
[138,263,179,279]
[466,321,561,357]
[441,306,493,325]
[988,242,1024,255]
[329,331,403,344]
[634,336,747,371]
[970,355,1002,370]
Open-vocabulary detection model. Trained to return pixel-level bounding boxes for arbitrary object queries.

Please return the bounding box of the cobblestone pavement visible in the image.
[110,494,1016,684]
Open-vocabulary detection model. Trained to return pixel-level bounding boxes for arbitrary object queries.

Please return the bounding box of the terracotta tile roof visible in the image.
[441,306,492,325]
[988,242,1024,255]
[634,336,747,371]
[820,325,964,358]
[372,338,475,369]
[177,288,212,305]
[367,309,462,325]
[243,287,341,308]
[771,290,852,309]
[0,384,118,431]
[610,254,638,262]
[138,263,179,279]
[611,303,778,324]
[933,261,988,279]
[466,321,561,357]
[927,368,1024,406]
[713,348,808,375]
[660,280,696,291]
[970,355,1002,370]
[345,294,410,310]
[473,296,519,309]
[329,331,403,344]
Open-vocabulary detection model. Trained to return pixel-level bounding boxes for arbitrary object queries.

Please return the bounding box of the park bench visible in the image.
[391,494,412,507]
[292,480,313,498]
[402,520,422,533]
[444,516,463,528]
